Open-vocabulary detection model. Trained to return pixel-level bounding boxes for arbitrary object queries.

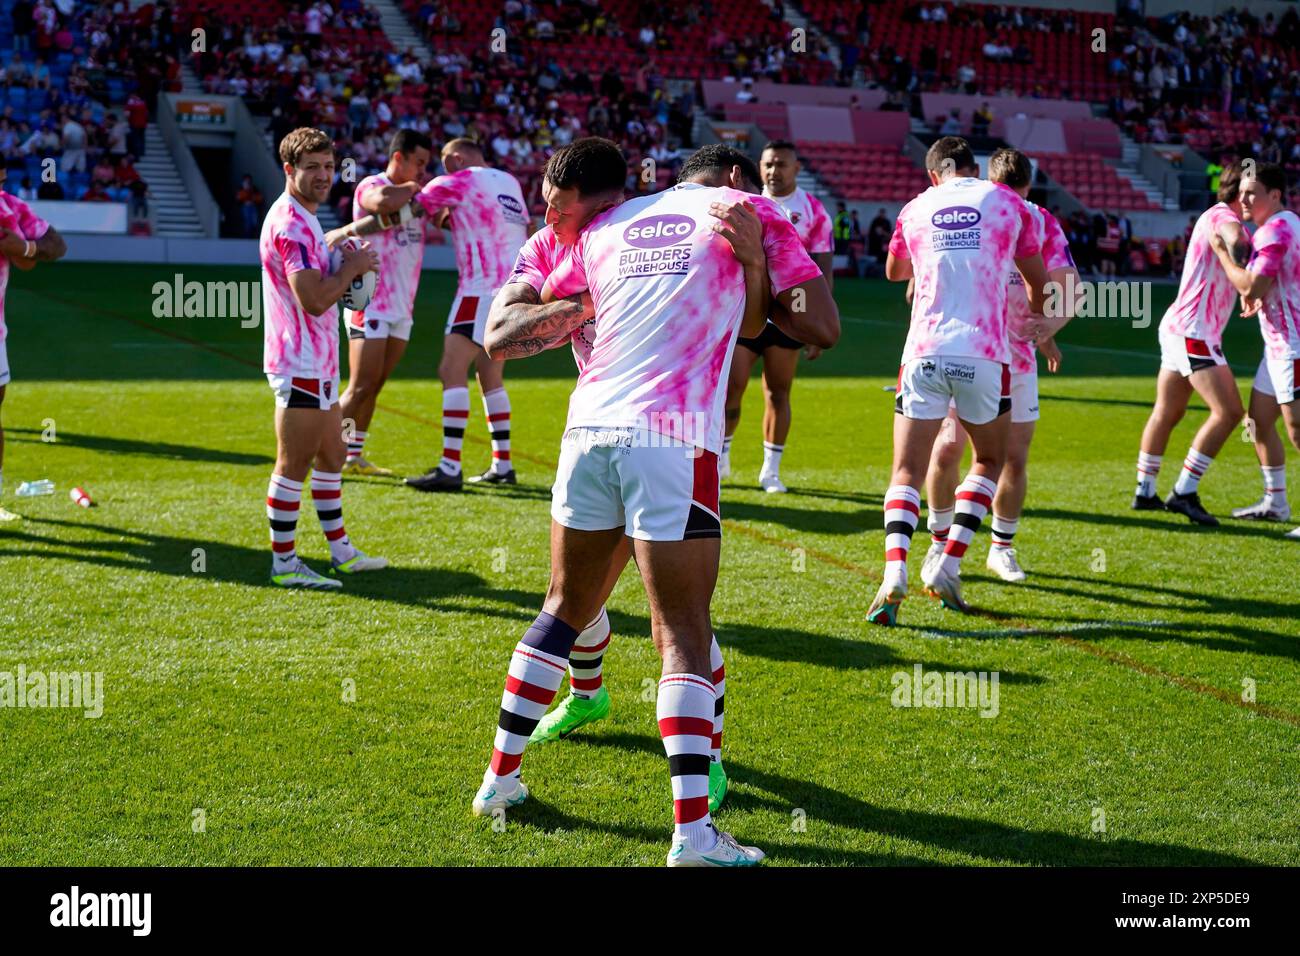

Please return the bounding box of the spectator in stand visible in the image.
[61,112,88,174]
[17,176,36,201]
[939,110,963,136]
[36,176,63,200]
[125,93,148,159]
[236,173,263,238]
[972,102,993,138]
[81,181,111,202]
[868,207,891,263]
[1096,213,1122,276]
[832,201,851,255]
[850,209,863,241]
[11,0,34,53]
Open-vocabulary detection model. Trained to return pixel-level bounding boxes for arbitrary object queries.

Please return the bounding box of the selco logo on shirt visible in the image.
[932,206,982,229]
[623,215,696,247]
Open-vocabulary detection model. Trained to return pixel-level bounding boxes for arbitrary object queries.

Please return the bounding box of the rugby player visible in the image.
[920,148,1077,584]
[1132,161,1250,526]
[328,128,432,477]
[0,163,66,521]
[869,136,1051,623]
[1208,162,1300,539]
[721,140,834,492]
[471,147,838,866]
[260,127,387,588]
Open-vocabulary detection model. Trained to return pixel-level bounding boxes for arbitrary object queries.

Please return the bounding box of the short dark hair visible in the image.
[678,144,761,190]
[389,128,433,157]
[925,136,976,175]
[988,147,1032,190]
[761,139,798,157]
[544,137,627,197]
[1245,161,1287,199]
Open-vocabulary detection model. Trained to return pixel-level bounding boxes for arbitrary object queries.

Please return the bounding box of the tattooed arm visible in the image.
[484,282,592,360]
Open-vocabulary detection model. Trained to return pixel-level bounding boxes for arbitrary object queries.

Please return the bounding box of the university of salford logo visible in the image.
[624,214,695,248]
[931,206,981,230]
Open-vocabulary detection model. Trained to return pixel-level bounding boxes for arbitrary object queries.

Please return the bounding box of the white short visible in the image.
[346,307,413,342]
[551,427,721,542]
[1009,370,1039,423]
[0,337,9,387]
[1253,355,1300,405]
[896,356,1010,425]
[1158,327,1226,377]
[445,290,493,346]
[267,373,340,410]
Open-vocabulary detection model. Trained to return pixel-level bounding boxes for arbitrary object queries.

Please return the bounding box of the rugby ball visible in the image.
[330,237,377,312]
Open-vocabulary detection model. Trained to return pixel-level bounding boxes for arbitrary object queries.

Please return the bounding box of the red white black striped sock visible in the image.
[345,429,367,463]
[1135,451,1161,498]
[710,636,724,763]
[310,471,356,564]
[267,473,302,569]
[486,612,579,786]
[883,484,922,578]
[990,513,1019,549]
[482,387,512,475]
[568,607,610,699]
[440,386,469,476]
[1263,465,1288,509]
[939,473,997,576]
[658,672,717,851]
[927,504,954,546]
[1173,447,1213,495]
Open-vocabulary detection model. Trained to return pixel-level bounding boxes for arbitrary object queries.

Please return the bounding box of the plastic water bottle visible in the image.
[15,479,54,497]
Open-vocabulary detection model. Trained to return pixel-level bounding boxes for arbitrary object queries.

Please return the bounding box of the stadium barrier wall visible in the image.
[64,235,458,269]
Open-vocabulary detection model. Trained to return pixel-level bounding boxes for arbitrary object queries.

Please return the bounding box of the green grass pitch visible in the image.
[0,262,1296,866]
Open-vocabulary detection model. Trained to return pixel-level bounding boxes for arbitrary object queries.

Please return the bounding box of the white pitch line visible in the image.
[916,619,1173,640]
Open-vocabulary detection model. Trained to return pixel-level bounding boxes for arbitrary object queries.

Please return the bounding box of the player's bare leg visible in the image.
[921,410,966,582]
[1276,400,1300,540]
[1234,387,1291,521]
[0,384,14,521]
[758,346,798,492]
[529,537,631,744]
[470,347,516,485]
[474,523,626,816]
[924,411,1008,612]
[407,333,478,491]
[635,535,760,865]
[1165,364,1243,526]
[869,414,946,625]
[1134,369,1192,510]
[341,335,406,476]
[721,346,759,480]
[269,406,338,588]
[986,420,1035,582]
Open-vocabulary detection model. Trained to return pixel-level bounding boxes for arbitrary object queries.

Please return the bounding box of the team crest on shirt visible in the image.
[790,211,802,225]
[920,360,936,377]
[324,381,332,398]
[368,320,379,330]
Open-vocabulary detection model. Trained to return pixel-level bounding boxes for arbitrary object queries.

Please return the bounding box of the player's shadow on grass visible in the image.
[1031,505,1285,541]
[0,516,521,612]
[5,427,272,467]
[573,734,1258,866]
[721,498,879,536]
[1018,572,1300,651]
[606,611,1044,683]
[1038,393,1163,410]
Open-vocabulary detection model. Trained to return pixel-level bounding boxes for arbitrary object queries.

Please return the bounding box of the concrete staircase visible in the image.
[138,123,205,238]
[371,0,431,63]
[1117,133,1179,211]
[779,1,840,73]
